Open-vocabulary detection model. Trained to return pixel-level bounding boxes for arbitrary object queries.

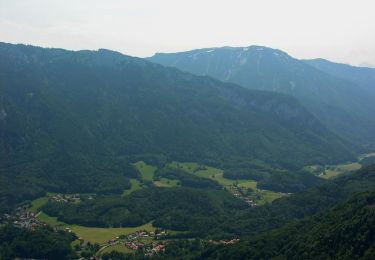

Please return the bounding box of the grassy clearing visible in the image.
[171,162,257,188]
[237,180,257,190]
[37,212,63,226]
[307,152,375,179]
[100,244,134,254]
[258,190,286,204]
[123,179,142,196]
[306,161,363,180]
[70,222,155,244]
[134,161,156,181]
[197,168,235,186]
[169,162,236,187]
[154,178,179,187]
[169,162,286,204]
[321,162,362,179]
[36,211,155,244]
[28,196,49,213]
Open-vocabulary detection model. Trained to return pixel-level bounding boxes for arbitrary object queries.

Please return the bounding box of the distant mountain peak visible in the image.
[148,46,375,147]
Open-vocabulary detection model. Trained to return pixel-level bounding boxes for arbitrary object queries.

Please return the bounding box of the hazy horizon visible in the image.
[1,0,374,67]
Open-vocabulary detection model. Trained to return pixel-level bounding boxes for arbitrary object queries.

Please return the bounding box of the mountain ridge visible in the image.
[148,45,375,148]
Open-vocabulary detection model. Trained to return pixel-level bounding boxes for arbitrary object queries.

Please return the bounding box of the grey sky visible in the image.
[0,0,374,66]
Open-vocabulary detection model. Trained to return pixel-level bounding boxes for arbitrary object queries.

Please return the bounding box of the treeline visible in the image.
[208,164,375,238]
[199,191,375,259]
[0,225,76,260]
[223,166,324,193]
[42,187,247,234]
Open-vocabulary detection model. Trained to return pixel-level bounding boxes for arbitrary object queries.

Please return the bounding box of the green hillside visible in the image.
[0,43,354,213]
[202,191,375,259]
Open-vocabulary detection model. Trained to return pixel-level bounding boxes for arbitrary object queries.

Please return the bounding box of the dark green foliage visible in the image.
[0,225,76,260]
[42,187,247,234]
[149,46,375,147]
[102,251,135,260]
[156,239,208,259]
[203,191,375,260]
[0,42,354,213]
[256,169,325,193]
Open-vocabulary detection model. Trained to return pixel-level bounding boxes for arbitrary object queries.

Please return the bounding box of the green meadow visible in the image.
[70,222,155,244]
[134,161,156,181]
[36,211,155,244]
[28,196,49,213]
[168,161,286,204]
[123,179,142,196]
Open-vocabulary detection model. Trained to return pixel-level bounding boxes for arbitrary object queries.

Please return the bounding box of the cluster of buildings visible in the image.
[145,243,166,256]
[49,193,81,203]
[128,230,167,240]
[1,207,44,230]
[99,230,168,256]
[230,186,258,207]
[243,197,257,207]
[126,240,145,250]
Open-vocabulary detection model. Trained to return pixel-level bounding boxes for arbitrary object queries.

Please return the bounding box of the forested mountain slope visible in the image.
[202,190,375,260]
[149,46,375,147]
[305,58,375,95]
[0,43,353,212]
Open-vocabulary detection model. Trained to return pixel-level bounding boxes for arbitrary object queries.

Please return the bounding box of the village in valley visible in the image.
[0,192,241,259]
[0,161,262,259]
[0,193,172,258]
